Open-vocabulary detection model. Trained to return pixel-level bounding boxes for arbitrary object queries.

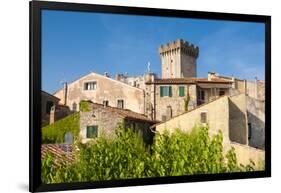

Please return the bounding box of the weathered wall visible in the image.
[228,94,248,145]
[181,53,197,77]
[155,95,265,167]
[154,84,197,121]
[225,142,265,168]
[156,96,230,141]
[159,39,199,78]
[247,96,265,149]
[160,49,181,78]
[80,104,155,145]
[54,72,145,114]
[234,79,265,101]
[80,108,123,143]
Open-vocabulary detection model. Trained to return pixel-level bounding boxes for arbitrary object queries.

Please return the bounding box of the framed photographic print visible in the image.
[29,0,271,192]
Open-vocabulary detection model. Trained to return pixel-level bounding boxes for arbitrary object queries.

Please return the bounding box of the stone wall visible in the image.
[80,104,155,145]
[159,39,199,78]
[181,53,197,77]
[156,96,230,141]
[153,84,197,121]
[234,79,265,101]
[80,108,123,143]
[54,72,145,114]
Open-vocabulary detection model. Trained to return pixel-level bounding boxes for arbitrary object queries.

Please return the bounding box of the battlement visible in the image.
[159,39,199,58]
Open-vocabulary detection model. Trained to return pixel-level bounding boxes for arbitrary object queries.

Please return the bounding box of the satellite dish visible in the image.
[64,132,73,144]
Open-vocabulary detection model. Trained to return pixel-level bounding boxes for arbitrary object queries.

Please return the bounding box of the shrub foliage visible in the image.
[42,125,260,184]
[42,112,80,144]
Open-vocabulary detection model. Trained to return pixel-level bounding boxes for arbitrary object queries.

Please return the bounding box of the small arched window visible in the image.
[72,102,77,112]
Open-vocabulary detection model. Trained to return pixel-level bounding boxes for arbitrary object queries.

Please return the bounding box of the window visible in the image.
[46,101,54,114]
[179,86,185,97]
[84,81,97,90]
[86,125,98,138]
[198,90,205,101]
[248,123,252,140]
[219,90,225,96]
[103,100,109,107]
[117,99,124,109]
[200,112,207,123]
[160,86,172,97]
[166,106,172,119]
[72,102,77,111]
[161,115,167,121]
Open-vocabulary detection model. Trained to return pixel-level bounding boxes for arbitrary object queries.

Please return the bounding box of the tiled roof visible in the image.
[146,77,233,84]
[91,103,159,123]
[41,144,75,166]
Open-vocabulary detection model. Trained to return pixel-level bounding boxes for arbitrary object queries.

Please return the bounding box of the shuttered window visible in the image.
[179,86,185,97]
[200,112,207,123]
[86,125,98,138]
[160,86,172,97]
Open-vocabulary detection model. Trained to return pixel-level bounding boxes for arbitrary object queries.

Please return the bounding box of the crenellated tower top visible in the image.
[159,39,199,78]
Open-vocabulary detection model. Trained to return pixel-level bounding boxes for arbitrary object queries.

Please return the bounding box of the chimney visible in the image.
[63,82,68,105]
[208,72,216,81]
[104,72,110,77]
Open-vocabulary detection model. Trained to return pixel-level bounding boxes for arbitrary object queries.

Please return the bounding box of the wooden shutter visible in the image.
[160,86,163,97]
[169,86,172,97]
[179,86,185,97]
[87,125,98,138]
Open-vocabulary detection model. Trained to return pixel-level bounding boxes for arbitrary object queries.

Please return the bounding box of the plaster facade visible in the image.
[155,94,265,166]
[54,72,145,114]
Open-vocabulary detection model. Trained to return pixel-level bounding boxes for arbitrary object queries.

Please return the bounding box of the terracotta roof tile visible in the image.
[91,103,159,123]
[41,144,75,166]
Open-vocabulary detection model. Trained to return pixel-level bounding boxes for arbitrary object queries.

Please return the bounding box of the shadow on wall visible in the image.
[228,99,247,145]
[247,111,265,149]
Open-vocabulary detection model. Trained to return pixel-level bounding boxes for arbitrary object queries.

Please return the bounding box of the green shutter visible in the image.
[169,86,172,97]
[179,86,185,97]
[87,125,98,138]
[160,86,163,97]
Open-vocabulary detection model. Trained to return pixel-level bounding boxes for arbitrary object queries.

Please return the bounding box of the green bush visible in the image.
[42,112,80,144]
[79,100,91,112]
[41,125,263,184]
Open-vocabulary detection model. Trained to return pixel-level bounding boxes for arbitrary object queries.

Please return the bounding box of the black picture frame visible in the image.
[29,1,271,192]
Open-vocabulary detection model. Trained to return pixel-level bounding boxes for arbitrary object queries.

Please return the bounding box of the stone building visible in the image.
[115,73,149,90]
[159,39,199,78]
[53,72,145,114]
[80,102,158,144]
[144,39,265,122]
[145,74,233,121]
[154,93,265,166]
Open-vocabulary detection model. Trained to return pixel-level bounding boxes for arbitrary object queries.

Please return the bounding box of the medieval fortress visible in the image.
[43,39,265,166]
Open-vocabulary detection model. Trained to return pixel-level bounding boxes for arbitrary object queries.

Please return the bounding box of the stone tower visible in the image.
[159,39,199,78]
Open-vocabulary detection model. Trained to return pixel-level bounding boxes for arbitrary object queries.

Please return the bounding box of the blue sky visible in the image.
[42,10,265,93]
